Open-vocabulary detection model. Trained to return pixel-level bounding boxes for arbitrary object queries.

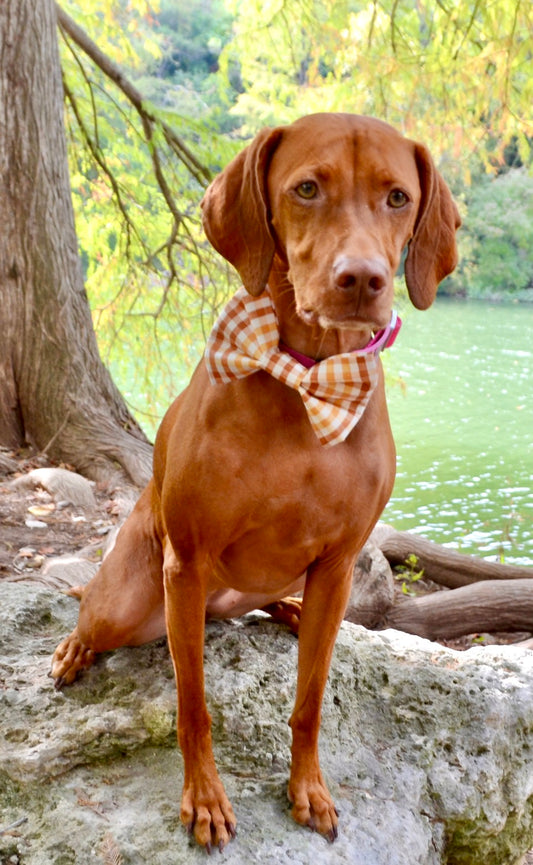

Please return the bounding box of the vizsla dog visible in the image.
[51,113,460,852]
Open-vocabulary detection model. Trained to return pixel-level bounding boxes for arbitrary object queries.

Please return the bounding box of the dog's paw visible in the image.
[288,772,339,842]
[181,773,237,852]
[49,629,95,688]
[262,596,302,635]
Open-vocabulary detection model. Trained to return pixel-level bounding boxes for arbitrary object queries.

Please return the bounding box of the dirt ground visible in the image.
[0,448,121,582]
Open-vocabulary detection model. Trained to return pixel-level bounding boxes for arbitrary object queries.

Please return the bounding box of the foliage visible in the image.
[133,0,240,133]
[61,0,160,68]
[446,168,533,299]
[156,0,233,79]
[222,0,533,167]
[395,553,425,596]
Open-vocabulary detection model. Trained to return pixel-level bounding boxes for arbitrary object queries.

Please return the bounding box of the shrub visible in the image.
[443,169,533,300]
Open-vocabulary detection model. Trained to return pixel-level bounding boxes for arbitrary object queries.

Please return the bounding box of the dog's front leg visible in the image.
[288,554,356,842]
[163,540,237,852]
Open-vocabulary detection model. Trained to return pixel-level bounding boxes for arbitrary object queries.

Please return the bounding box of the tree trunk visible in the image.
[0,0,153,486]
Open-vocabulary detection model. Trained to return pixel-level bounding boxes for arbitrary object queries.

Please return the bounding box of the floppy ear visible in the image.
[201,127,284,296]
[404,144,462,310]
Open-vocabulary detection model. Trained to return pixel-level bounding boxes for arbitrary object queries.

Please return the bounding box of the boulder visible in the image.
[40,554,99,592]
[10,467,97,509]
[0,582,532,865]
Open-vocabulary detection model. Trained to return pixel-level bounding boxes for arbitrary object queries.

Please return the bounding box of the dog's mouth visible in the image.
[298,306,390,333]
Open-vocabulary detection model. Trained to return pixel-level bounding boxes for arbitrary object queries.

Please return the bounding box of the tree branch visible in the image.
[62,75,146,259]
[55,3,212,187]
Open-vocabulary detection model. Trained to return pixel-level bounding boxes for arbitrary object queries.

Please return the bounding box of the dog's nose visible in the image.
[333,256,389,297]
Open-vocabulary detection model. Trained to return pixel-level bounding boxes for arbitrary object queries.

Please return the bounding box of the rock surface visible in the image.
[1,583,533,865]
[10,468,97,509]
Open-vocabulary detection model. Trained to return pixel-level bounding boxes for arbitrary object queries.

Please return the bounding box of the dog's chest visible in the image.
[164,369,395,588]
[211,441,390,590]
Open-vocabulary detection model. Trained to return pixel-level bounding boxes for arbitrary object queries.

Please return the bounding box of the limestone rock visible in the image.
[40,554,99,592]
[10,467,96,508]
[1,583,532,865]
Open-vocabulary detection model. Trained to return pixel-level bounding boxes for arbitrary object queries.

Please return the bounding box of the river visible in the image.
[382,299,533,566]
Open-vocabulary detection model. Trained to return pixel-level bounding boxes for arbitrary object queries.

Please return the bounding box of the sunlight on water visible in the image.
[383,300,533,565]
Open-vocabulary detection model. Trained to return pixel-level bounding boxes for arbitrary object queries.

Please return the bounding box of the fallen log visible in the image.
[373,526,532,589]
[383,579,533,641]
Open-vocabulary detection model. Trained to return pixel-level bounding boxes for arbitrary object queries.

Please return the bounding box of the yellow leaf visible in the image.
[28,504,55,516]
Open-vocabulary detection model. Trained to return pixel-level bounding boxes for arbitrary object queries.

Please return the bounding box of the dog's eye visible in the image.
[296,181,318,199]
[388,189,409,208]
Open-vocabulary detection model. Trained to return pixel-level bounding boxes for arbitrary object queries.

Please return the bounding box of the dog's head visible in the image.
[201,113,461,331]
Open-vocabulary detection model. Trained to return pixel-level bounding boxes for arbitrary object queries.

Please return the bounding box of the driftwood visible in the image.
[384,580,533,640]
[376,527,533,588]
[366,526,533,643]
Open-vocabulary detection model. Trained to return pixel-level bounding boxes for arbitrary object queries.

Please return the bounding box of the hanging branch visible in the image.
[55,4,212,188]
[389,0,400,55]
[62,76,146,260]
[55,1,235,350]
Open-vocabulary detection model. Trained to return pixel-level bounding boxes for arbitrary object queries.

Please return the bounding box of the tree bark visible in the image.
[373,526,533,588]
[0,0,153,486]
[384,580,533,640]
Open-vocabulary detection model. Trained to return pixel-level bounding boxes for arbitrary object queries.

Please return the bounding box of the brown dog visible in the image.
[51,113,460,852]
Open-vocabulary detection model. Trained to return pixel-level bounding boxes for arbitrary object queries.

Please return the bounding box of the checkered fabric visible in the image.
[205,288,401,447]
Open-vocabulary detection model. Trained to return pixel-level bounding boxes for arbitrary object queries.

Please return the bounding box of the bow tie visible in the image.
[204,288,401,447]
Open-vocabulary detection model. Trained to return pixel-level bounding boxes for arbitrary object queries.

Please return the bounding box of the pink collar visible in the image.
[279,310,402,368]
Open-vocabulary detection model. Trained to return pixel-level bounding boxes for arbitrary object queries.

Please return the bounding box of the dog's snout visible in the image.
[333,256,389,297]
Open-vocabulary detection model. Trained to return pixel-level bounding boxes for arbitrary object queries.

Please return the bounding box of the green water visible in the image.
[382,299,533,566]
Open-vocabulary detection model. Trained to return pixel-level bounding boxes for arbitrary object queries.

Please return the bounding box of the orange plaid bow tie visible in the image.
[205,288,401,446]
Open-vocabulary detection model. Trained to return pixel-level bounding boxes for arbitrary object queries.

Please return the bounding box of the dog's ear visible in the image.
[404,144,461,310]
[201,127,284,296]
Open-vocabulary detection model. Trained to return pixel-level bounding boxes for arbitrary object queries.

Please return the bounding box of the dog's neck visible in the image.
[268,267,375,361]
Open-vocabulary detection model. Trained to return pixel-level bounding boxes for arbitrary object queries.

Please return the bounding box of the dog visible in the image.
[51,113,460,852]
